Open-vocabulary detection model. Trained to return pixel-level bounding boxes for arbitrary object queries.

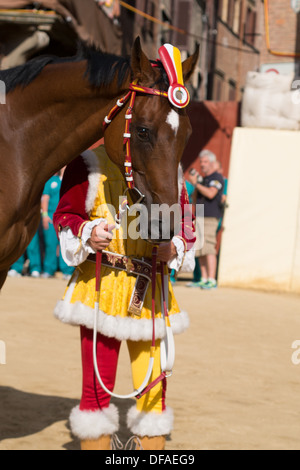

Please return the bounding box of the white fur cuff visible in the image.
[70,404,119,440]
[127,406,174,437]
[54,299,189,342]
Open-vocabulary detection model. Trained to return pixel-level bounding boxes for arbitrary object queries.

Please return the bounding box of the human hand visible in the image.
[88,221,115,252]
[157,241,177,263]
[188,171,199,186]
[42,215,52,231]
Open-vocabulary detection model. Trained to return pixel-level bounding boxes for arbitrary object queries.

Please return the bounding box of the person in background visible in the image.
[97,0,121,20]
[41,169,74,280]
[189,149,224,290]
[8,229,42,278]
[185,168,201,287]
[213,160,228,233]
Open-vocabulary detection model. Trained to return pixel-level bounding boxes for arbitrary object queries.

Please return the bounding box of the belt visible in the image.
[88,252,154,316]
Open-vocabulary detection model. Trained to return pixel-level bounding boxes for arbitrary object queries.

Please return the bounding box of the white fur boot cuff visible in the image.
[127,406,174,437]
[69,404,119,440]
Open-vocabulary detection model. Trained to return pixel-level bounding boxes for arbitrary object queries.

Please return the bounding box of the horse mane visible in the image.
[0,43,132,93]
[0,42,169,94]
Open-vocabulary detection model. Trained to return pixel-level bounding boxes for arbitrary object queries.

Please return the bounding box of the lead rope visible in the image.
[93,222,174,400]
[111,433,124,450]
[93,75,176,400]
[93,247,156,400]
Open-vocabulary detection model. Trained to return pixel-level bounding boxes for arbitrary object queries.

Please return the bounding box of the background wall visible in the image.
[218,127,300,293]
[182,101,240,178]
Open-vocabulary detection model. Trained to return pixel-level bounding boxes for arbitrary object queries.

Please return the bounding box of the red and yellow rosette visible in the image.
[158,44,190,109]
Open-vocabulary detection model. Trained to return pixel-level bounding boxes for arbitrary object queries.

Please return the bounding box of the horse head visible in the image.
[104,38,199,242]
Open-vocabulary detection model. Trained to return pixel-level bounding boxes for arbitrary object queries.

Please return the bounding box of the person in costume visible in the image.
[53,146,195,450]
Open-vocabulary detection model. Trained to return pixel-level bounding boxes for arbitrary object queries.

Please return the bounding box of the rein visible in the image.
[93,245,174,400]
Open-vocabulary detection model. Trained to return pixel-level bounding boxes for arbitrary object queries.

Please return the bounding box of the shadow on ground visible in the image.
[0,386,136,450]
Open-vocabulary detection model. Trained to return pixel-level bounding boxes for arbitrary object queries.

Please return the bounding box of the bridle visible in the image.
[103,82,168,202]
[103,41,191,201]
[93,44,190,400]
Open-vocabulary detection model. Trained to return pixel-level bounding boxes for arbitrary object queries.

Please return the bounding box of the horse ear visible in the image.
[182,44,200,83]
[131,37,155,83]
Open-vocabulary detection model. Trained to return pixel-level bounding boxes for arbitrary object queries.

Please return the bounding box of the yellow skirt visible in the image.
[54,259,190,341]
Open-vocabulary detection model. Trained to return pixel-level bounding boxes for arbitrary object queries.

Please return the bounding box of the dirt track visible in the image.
[1,275,300,450]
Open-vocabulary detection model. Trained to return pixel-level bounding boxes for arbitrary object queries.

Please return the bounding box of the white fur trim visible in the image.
[69,404,119,440]
[127,406,174,437]
[81,150,101,215]
[54,300,189,341]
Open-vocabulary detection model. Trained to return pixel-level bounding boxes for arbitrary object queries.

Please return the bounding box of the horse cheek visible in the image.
[104,121,124,171]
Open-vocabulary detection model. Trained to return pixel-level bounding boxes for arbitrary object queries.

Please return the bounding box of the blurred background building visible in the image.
[1,1,299,99]
[0,0,256,101]
[260,0,300,76]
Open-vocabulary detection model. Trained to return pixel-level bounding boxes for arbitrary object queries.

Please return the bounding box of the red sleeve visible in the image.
[177,181,196,251]
[53,156,90,238]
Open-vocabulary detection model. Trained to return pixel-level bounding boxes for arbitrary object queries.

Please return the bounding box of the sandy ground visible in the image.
[1,274,300,450]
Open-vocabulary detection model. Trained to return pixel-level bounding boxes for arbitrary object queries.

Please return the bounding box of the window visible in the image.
[136,0,157,42]
[220,0,228,22]
[214,71,225,101]
[171,0,193,50]
[290,0,300,13]
[244,6,256,46]
[228,79,237,101]
[227,0,235,29]
[232,0,241,35]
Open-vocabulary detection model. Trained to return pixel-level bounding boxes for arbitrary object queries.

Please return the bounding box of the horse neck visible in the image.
[14,61,130,190]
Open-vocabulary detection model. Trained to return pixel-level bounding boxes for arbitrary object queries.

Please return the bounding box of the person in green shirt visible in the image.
[41,170,74,279]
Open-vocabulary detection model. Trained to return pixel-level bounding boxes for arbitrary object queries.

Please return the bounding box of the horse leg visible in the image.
[0,270,8,291]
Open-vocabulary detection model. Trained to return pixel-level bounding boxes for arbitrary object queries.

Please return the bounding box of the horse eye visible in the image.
[137,127,150,141]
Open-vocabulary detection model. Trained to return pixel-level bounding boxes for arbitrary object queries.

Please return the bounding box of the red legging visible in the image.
[79,326,166,413]
[79,326,121,411]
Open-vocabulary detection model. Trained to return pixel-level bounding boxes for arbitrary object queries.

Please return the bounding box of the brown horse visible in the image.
[0,38,198,290]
